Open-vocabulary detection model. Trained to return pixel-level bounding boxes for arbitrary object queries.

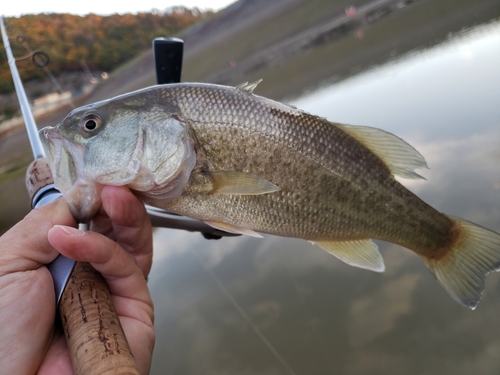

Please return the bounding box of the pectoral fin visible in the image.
[315,239,385,272]
[210,171,280,195]
[205,220,263,238]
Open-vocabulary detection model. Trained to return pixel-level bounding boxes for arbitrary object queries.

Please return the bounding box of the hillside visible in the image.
[0,7,212,118]
[81,0,500,103]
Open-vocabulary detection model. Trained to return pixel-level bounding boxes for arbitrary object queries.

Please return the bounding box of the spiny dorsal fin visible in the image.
[337,124,428,179]
[204,220,263,238]
[235,79,263,95]
[314,239,385,272]
[209,171,280,195]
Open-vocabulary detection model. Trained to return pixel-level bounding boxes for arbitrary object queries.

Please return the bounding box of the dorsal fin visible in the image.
[337,124,428,179]
[235,79,263,95]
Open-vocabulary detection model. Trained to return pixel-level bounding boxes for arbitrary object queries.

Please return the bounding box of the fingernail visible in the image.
[55,225,85,236]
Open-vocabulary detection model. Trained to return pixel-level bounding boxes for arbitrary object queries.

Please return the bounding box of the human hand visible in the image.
[0,185,154,375]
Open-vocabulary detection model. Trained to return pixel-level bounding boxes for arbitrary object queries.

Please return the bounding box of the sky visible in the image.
[2,0,237,17]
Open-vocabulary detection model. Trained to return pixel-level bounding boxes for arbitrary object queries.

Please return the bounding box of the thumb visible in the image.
[0,198,76,275]
[48,225,150,304]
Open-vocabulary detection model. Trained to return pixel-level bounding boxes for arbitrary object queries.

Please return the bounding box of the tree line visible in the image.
[0,7,211,94]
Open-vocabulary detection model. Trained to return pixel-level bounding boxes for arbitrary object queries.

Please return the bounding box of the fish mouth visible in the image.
[39,125,99,222]
[39,126,63,166]
[40,126,62,143]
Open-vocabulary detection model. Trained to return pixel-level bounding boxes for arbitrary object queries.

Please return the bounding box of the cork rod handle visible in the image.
[59,261,140,375]
[26,158,140,375]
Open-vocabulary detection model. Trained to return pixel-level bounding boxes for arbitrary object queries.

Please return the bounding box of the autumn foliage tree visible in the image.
[0,7,210,94]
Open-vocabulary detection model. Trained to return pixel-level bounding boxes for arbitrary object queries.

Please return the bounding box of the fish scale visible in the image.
[159,84,451,249]
[40,81,500,309]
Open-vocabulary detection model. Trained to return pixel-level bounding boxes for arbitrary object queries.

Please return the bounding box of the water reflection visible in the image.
[149,19,500,375]
[291,20,500,226]
[292,20,500,142]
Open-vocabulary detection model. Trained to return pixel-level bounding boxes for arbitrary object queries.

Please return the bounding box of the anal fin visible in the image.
[315,239,385,272]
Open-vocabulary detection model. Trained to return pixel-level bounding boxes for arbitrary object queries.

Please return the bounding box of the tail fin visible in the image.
[423,216,500,309]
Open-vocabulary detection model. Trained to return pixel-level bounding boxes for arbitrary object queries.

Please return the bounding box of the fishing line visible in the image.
[188,247,298,375]
[278,247,336,372]
[16,36,75,108]
[5,23,76,108]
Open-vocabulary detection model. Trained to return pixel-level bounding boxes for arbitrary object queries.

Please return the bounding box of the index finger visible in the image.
[92,186,153,277]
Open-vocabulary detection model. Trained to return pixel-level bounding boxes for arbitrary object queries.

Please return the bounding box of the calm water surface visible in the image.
[149,20,500,375]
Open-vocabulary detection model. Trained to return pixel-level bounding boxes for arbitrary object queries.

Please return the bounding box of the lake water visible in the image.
[1,3,499,374]
[149,19,500,375]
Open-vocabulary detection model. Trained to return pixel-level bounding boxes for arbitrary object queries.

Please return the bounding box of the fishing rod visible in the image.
[1,18,237,373]
[0,17,72,303]
[1,16,139,375]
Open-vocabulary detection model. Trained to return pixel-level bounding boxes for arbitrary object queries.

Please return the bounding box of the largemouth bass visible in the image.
[40,81,500,309]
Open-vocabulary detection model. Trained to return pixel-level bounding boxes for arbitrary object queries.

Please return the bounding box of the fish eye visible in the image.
[81,114,102,132]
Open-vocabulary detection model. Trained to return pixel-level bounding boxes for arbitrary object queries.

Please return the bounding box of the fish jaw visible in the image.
[40,125,103,222]
[65,181,104,223]
[40,126,76,196]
